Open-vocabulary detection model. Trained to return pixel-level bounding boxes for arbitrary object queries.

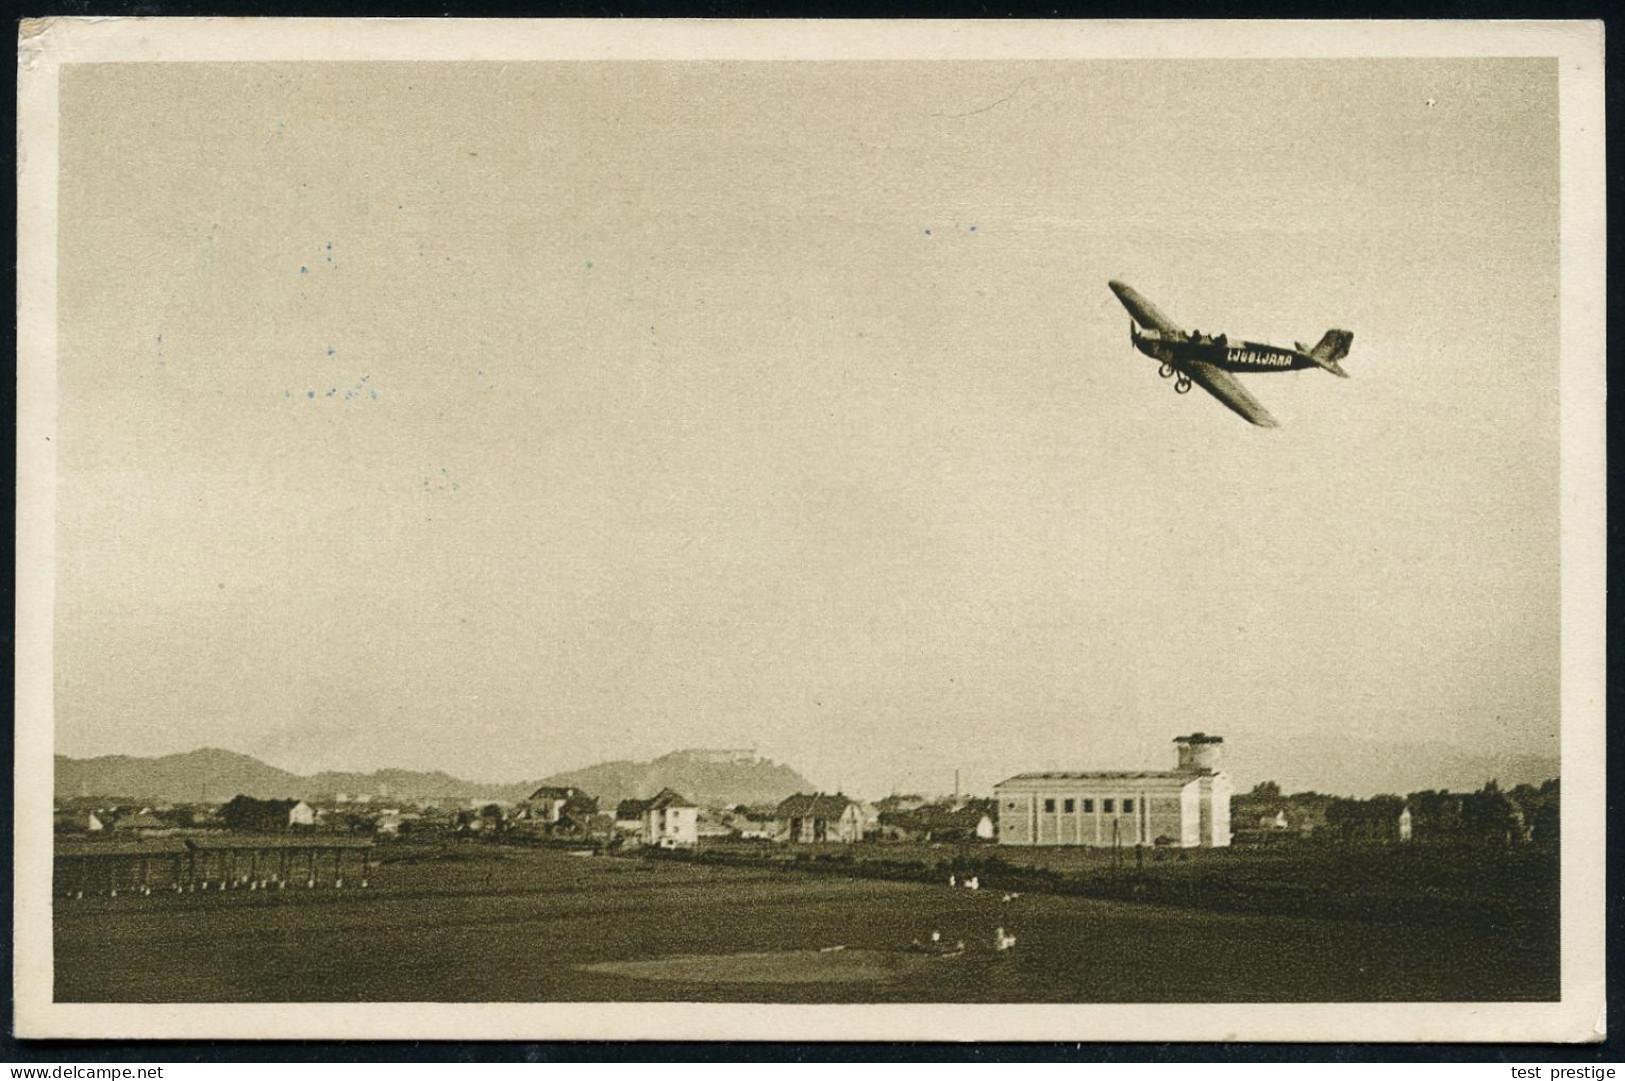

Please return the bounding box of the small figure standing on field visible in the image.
[994,927,1016,952]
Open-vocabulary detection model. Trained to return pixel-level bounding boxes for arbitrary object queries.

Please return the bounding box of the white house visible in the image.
[973,812,996,841]
[994,733,1232,848]
[288,801,317,828]
[641,788,699,849]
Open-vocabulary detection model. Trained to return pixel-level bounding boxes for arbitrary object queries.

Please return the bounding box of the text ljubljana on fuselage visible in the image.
[1224,345,1299,370]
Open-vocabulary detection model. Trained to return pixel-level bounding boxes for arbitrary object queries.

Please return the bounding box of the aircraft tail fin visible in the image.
[1306,329,1353,377]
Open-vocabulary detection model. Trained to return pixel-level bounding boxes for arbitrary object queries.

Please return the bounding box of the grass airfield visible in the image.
[54,842,1558,1003]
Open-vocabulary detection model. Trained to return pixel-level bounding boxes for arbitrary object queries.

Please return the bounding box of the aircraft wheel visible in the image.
[1158,363,1175,379]
[1175,376,1193,394]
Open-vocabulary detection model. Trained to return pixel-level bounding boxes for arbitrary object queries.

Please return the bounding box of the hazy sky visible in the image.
[55,58,1559,796]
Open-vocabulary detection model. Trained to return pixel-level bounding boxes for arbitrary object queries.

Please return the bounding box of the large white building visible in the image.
[994,733,1232,848]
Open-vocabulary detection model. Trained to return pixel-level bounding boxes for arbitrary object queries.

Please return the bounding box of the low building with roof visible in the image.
[54,811,104,834]
[615,797,651,833]
[775,793,865,844]
[727,804,779,840]
[876,805,995,843]
[218,796,317,832]
[111,811,170,835]
[525,785,589,825]
[993,733,1232,848]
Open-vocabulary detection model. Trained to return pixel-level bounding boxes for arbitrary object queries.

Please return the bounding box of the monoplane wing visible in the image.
[1184,359,1280,428]
[1107,281,1183,335]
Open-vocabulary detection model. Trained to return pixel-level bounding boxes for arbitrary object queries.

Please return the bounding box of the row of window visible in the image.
[1035,797,1132,814]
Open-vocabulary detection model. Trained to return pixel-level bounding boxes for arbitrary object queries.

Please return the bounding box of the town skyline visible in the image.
[54,731,1562,804]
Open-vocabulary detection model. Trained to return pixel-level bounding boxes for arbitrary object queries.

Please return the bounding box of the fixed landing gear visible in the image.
[1158,363,1176,379]
[1174,374,1193,394]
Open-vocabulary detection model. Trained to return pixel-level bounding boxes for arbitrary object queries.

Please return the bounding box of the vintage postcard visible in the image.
[14,19,1606,1042]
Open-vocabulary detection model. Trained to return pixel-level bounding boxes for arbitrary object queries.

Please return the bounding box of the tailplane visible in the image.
[1303,329,1353,377]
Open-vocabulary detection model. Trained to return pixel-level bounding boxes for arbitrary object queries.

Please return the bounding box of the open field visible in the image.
[55,843,1558,1003]
[685,838,1559,931]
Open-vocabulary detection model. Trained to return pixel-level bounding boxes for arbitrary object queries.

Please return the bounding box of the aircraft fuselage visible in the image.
[1130,329,1316,374]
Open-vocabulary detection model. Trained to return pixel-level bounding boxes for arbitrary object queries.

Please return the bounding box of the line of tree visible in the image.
[1234,779,1558,846]
[1323,779,1557,846]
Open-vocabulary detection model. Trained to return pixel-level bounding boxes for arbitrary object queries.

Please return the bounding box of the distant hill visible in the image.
[53,749,534,805]
[55,749,304,804]
[54,747,815,809]
[536,749,815,808]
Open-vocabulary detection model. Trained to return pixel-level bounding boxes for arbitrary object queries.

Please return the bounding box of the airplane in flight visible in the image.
[1107,280,1352,428]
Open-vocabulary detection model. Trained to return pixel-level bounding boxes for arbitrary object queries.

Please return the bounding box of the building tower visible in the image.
[1174,732,1224,772]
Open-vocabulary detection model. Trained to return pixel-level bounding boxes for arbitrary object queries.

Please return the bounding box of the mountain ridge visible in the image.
[53,747,817,808]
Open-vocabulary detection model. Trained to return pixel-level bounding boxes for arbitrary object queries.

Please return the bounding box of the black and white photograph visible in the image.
[13,18,1606,1043]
